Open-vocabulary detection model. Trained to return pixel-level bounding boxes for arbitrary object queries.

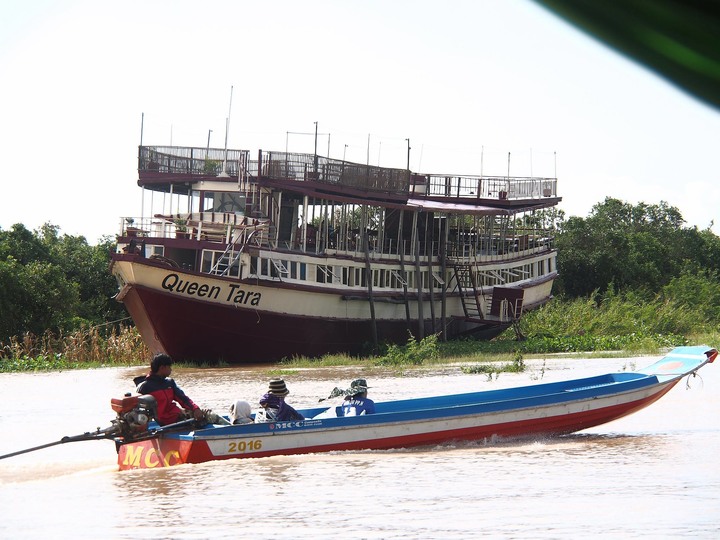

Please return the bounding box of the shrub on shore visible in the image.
[0,325,148,372]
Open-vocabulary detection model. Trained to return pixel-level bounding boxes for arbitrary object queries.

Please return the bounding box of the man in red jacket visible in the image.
[134,353,205,425]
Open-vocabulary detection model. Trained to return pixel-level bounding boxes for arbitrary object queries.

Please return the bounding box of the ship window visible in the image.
[317,265,328,283]
[150,245,164,257]
[389,270,406,289]
[201,251,212,273]
[201,191,246,214]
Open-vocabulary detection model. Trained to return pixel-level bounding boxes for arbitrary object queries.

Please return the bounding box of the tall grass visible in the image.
[0,325,149,372]
[508,287,717,354]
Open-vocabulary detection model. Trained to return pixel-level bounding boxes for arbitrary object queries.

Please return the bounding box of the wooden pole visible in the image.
[440,214,449,341]
[363,230,378,352]
[398,211,411,330]
[413,211,424,340]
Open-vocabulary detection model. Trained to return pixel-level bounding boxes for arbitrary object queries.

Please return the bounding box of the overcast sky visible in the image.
[1,0,718,243]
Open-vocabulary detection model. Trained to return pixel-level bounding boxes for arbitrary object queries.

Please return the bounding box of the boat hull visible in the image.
[117,381,676,470]
[113,258,550,362]
[116,346,717,470]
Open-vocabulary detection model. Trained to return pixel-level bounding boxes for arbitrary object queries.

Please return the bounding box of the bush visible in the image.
[375,333,440,366]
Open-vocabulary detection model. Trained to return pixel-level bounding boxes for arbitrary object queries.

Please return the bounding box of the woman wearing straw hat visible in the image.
[340,379,375,416]
[256,378,304,422]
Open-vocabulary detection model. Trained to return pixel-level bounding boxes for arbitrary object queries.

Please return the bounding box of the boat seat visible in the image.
[254,407,278,423]
[313,406,341,419]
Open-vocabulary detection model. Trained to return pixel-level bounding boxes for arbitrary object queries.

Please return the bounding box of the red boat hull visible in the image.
[122,283,506,363]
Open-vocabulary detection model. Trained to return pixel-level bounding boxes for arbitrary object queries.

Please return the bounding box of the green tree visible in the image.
[0,257,29,340]
[22,260,81,335]
[36,224,124,324]
[0,222,125,344]
[554,197,712,297]
[0,223,49,264]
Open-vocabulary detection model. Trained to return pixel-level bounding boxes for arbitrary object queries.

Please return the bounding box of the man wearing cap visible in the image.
[134,353,205,425]
[257,378,304,422]
[340,379,376,416]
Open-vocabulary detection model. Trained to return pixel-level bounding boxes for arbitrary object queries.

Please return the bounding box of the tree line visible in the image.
[0,223,126,346]
[1,197,719,352]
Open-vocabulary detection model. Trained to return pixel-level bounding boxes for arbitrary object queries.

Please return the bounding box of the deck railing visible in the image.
[138,146,558,202]
[138,146,251,177]
[420,174,557,200]
[262,151,411,195]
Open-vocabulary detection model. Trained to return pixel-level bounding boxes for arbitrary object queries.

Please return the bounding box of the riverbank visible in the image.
[2,288,719,373]
[2,326,717,374]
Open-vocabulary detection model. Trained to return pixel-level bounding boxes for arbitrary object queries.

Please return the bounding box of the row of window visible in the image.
[242,254,554,291]
[149,246,553,291]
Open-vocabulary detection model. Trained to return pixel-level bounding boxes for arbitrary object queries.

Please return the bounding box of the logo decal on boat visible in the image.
[271,421,305,429]
[121,445,181,468]
[161,273,261,306]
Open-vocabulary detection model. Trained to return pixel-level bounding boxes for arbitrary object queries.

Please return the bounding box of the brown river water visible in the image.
[1,355,718,539]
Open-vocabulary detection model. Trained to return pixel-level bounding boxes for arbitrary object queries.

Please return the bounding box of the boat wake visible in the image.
[0,460,116,485]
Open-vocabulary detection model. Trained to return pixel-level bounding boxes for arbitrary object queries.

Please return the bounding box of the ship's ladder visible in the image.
[316,264,339,283]
[210,229,261,277]
[451,262,488,320]
[270,258,289,279]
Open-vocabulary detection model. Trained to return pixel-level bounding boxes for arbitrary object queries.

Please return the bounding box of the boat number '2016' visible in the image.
[228,439,263,453]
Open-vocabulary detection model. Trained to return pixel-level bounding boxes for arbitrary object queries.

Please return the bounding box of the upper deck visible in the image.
[137,145,560,209]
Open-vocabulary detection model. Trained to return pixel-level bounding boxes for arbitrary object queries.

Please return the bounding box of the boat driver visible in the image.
[134,353,205,426]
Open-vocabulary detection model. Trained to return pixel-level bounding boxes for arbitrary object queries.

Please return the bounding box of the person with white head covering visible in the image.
[229,399,254,424]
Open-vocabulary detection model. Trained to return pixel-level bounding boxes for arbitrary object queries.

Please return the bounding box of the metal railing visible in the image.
[419,174,557,200]
[137,145,558,203]
[262,151,410,195]
[138,146,251,177]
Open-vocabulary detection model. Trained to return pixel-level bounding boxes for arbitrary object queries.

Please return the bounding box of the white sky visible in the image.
[1,0,718,243]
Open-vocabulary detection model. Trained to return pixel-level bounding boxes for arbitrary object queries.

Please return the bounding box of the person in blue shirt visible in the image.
[340,379,375,416]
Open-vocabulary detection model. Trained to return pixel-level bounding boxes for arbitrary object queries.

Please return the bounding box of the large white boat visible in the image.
[110,143,560,362]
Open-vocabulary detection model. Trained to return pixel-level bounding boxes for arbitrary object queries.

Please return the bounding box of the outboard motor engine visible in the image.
[109,393,158,441]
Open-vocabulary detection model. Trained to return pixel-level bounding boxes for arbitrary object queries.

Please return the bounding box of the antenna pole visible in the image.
[220,85,234,177]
